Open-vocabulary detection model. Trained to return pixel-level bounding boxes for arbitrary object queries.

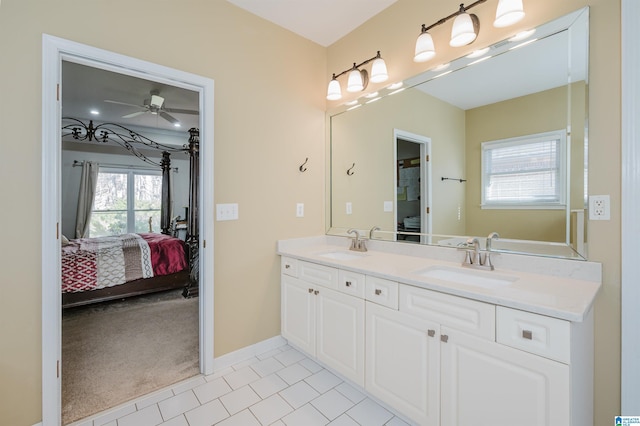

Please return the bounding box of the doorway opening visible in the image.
[42,35,214,425]
[394,129,432,244]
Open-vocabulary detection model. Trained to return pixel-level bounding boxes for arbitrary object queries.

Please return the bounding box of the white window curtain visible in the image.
[75,161,98,238]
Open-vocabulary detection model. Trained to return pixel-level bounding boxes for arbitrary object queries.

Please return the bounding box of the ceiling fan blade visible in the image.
[104,99,144,108]
[163,107,199,115]
[122,110,147,119]
[159,111,179,124]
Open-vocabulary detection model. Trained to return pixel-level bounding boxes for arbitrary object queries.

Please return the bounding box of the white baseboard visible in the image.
[33,423,43,426]
[212,335,287,372]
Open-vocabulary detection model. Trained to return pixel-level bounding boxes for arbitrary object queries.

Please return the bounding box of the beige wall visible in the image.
[331,88,465,235]
[328,1,621,425]
[465,84,585,242]
[0,1,326,424]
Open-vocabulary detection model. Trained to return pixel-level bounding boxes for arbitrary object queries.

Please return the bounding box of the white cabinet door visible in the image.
[365,302,440,426]
[440,327,570,426]
[316,286,365,386]
[281,275,316,355]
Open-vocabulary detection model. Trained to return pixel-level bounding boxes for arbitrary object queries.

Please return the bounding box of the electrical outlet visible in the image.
[589,195,610,220]
[296,203,304,218]
[346,202,352,215]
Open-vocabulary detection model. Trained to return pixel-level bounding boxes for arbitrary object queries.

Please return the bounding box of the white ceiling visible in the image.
[225,0,398,47]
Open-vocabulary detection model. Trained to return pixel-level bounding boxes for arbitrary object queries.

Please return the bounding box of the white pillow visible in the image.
[61,235,70,246]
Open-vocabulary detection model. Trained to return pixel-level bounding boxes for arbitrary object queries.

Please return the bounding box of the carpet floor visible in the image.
[61,290,199,425]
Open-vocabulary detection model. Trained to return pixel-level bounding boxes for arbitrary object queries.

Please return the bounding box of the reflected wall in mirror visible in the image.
[329,7,589,260]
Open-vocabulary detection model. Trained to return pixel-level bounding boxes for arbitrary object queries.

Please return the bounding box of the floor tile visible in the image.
[250,373,289,399]
[92,403,136,426]
[219,385,262,415]
[305,369,342,393]
[193,377,233,404]
[171,376,207,395]
[335,382,366,404]
[205,366,234,382]
[277,363,312,385]
[215,408,262,426]
[256,347,284,360]
[299,357,323,373]
[347,398,394,426]
[224,365,261,389]
[275,348,307,366]
[386,416,414,425]
[279,380,320,409]
[136,388,175,410]
[117,404,164,426]
[311,389,355,421]
[232,356,259,370]
[251,356,286,377]
[270,421,286,426]
[159,415,189,426]
[158,390,200,421]
[282,403,329,426]
[249,394,294,425]
[328,414,360,426]
[184,398,230,426]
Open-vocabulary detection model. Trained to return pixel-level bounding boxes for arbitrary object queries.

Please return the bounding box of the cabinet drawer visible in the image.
[496,307,570,363]
[281,257,298,277]
[338,270,366,298]
[298,261,338,289]
[365,276,398,309]
[400,285,495,340]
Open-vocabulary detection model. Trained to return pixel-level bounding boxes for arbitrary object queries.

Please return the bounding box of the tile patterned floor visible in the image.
[68,344,414,426]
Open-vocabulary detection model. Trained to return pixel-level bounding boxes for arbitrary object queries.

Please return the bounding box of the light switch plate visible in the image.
[383,201,393,212]
[346,202,352,215]
[296,203,304,217]
[216,203,238,221]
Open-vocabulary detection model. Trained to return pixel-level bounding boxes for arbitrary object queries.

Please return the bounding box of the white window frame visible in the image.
[481,130,567,210]
[90,166,162,236]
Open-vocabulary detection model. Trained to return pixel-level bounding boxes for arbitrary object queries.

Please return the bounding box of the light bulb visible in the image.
[326,78,342,100]
[494,0,525,28]
[450,12,478,47]
[370,57,388,83]
[347,68,364,92]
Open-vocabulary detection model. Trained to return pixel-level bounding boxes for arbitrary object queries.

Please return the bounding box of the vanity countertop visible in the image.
[277,236,602,322]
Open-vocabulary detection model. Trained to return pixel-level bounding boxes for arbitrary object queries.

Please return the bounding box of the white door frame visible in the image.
[41,34,215,425]
[393,129,432,243]
[621,0,640,414]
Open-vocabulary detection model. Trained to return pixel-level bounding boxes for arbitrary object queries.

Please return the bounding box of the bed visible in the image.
[61,233,189,308]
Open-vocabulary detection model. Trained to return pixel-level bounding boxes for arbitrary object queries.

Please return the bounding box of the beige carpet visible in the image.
[62,290,199,425]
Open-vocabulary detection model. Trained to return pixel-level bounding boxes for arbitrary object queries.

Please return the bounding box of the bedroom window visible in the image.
[90,168,162,237]
[481,130,567,209]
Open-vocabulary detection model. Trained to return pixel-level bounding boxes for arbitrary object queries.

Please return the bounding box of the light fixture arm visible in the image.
[421,0,486,32]
[331,51,383,80]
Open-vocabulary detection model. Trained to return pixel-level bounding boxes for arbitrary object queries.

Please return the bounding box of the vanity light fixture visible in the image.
[327,51,388,100]
[414,0,525,62]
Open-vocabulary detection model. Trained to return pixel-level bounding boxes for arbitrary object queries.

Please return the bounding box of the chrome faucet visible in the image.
[347,228,367,252]
[460,236,495,270]
[486,232,499,251]
[369,226,380,239]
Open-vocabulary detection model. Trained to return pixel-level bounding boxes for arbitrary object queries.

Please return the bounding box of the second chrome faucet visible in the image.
[347,228,368,252]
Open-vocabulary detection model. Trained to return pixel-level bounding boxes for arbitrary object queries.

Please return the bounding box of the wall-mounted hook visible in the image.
[299,157,308,172]
[441,177,467,183]
[347,163,356,176]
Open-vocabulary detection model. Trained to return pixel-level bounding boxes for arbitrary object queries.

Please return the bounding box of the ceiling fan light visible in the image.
[327,78,342,100]
[494,0,525,28]
[370,57,388,83]
[150,94,164,108]
[450,12,479,47]
[347,68,366,92]
[414,30,436,63]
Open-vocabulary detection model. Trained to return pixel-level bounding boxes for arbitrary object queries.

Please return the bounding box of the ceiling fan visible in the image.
[104,90,198,125]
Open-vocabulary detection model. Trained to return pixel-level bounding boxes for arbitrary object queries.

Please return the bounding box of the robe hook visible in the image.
[299,157,309,172]
[347,163,356,176]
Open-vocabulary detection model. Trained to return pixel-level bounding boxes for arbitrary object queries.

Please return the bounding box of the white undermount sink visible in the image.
[414,265,518,289]
[316,250,368,261]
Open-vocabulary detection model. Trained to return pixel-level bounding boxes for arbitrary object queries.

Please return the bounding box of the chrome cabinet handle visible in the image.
[308,288,314,293]
[314,290,319,295]
[522,330,533,340]
[375,289,382,295]
[345,281,352,287]
[440,334,449,343]
[285,264,290,269]
[427,329,435,337]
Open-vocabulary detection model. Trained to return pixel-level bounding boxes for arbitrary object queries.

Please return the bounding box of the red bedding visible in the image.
[61,233,187,293]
